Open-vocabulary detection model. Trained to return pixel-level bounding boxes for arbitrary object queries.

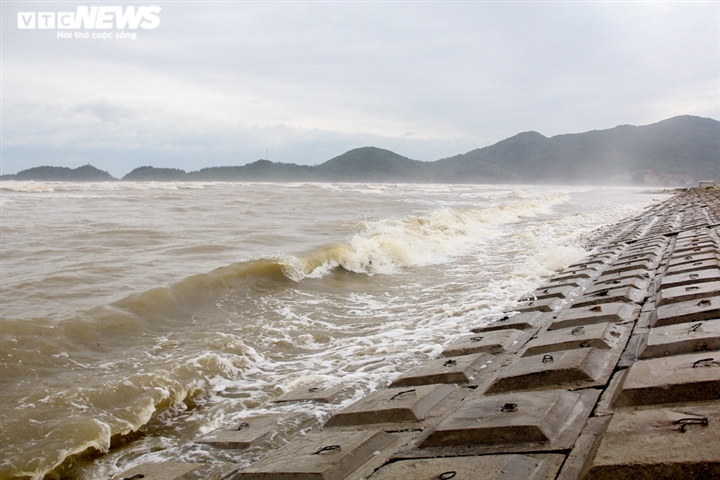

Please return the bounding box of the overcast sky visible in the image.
[2,1,718,177]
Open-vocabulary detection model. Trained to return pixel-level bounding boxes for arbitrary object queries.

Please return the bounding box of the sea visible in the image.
[0,181,673,479]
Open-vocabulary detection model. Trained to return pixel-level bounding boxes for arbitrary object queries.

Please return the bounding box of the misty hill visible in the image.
[6,165,116,182]
[433,115,719,185]
[4,115,718,186]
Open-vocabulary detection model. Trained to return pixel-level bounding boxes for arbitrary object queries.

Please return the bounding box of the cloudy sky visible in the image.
[2,1,718,177]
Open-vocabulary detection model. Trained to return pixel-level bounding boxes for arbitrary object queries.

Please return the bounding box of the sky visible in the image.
[2,1,719,178]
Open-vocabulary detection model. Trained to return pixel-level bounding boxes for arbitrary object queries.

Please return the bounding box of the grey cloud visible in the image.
[2,1,718,175]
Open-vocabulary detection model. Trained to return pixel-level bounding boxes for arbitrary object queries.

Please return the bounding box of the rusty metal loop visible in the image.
[571,326,585,335]
[314,444,341,454]
[542,354,554,364]
[692,358,715,368]
[391,389,416,400]
[685,286,700,291]
[690,323,703,332]
[237,421,250,431]
[501,402,518,412]
[674,417,708,433]
[436,472,457,480]
[308,387,320,392]
[470,336,484,342]
[698,299,712,307]
[590,305,603,312]
[444,359,457,367]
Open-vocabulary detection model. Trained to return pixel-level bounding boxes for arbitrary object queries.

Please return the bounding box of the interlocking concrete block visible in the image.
[596,268,650,285]
[195,414,293,449]
[368,454,565,480]
[650,294,720,327]
[673,241,716,254]
[551,269,594,283]
[663,256,720,275]
[486,348,615,393]
[472,311,548,333]
[516,297,563,313]
[660,267,720,289]
[231,430,396,480]
[420,389,599,450]
[572,284,646,308]
[521,322,625,357]
[549,303,638,331]
[442,329,529,356]
[668,251,720,268]
[273,383,347,404]
[114,463,236,480]
[520,285,576,301]
[594,275,651,291]
[613,352,720,407]
[656,280,720,306]
[602,259,655,276]
[324,384,454,427]
[580,404,720,480]
[390,353,493,387]
[639,319,720,359]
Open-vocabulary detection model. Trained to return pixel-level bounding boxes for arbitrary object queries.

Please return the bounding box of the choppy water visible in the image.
[0,181,672,479]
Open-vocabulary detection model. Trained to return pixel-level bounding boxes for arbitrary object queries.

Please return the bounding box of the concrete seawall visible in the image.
[116,187,720,480]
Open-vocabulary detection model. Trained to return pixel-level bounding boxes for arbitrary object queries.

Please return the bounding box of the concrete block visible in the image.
[442,329,528,356]
[520,285,576,301]
[660,267,720,289]
[231,430,396,480]
[324,384,454,427]
[195,414,293,449]
[516,297,563,313]
[596,268,650,285]
[390,353,493,387]
[594,274,650,291]
[650,294,720,327]
[420,389,599,450]
[486,348,615,393]
[668,251,720,268]
[581,404,720,480]
[663,256,720,274]
[639,319,720,359]
[368,454,565,480]
[549,303,638,331]
[521,322,625,357]
[551,269,594,283]
[673,241,716,254]
[273,383,346,404]
[613,352,720,408]
[655,280,720,306]
[572,285,646,308]
[602,259,655,276]
[472,311,548,332]
[540,278,582,288]
[114,463,236,480]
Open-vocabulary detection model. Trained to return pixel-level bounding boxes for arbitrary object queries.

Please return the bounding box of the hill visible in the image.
[432,115,719,185]
[9,165,116,182]
[3,115,718,186]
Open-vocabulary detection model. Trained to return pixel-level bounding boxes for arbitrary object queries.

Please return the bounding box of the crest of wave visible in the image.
[282,193,572,280]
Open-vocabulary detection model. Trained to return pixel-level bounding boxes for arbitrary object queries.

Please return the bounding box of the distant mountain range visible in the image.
[3,115,718,186]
